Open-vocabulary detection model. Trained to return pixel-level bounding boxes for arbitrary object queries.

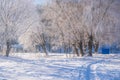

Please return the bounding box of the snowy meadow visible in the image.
[0,53,120,80]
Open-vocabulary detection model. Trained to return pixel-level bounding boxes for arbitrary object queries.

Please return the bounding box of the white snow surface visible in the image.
[0,53,120,80]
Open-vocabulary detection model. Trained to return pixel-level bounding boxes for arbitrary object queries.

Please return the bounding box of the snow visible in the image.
[0,53,120,80]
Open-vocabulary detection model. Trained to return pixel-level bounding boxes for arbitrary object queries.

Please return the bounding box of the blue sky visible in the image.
[35,0,47,4]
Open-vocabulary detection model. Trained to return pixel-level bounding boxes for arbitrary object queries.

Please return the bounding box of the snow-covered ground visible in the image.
[0,53,120,80]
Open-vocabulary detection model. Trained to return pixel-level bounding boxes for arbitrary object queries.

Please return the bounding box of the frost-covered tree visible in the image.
[0,0,36,57]
[43,0,87,56]
[28,5,53,56]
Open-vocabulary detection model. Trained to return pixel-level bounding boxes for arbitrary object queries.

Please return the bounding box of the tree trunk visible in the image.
[79,41,84,56]
[88,35,93,56]
[94,41,99,53]
[42,44,48,56]
[48,43,51,52]
[73,44,79,56]
[6,41,11,57]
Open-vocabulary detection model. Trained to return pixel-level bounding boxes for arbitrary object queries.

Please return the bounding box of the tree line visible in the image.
[0,0,120,57]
